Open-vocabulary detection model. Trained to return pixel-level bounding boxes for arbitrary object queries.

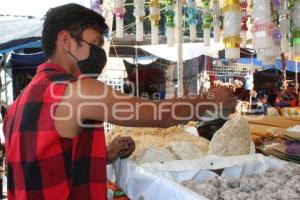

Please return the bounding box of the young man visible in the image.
[3,3,236,200]
[283,84,298,103]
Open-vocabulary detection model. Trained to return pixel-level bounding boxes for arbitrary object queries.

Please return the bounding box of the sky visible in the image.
[0,0,91,18]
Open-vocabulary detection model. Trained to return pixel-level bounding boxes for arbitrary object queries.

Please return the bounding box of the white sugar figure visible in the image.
[165,0,175,46]
[223,0,242,59]
[133,0,145,41]
[280,0,290,53]
[212,0,221,43]
[149,0,161,44]
[114,0,126,38]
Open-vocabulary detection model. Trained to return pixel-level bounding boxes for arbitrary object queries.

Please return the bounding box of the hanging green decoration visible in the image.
[164,0,175,28]
[202,0,212,46]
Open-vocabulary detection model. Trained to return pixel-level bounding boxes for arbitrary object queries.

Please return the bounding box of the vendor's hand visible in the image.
[106,135,135,164]
[206,87,237,116]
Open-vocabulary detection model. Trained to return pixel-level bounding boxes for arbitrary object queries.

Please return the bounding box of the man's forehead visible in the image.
[81,28,105,45]
[82,28,103,38]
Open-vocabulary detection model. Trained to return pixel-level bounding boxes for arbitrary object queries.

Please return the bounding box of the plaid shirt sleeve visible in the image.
[3,64,107,200]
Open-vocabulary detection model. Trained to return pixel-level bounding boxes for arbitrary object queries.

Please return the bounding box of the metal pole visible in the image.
[135,45,139,97]
[296,61,298,94]
[281,53,287,91]
[203,56,207,92]
[100,0,114,76]
[176,0,184,97]
[4,55,8,106]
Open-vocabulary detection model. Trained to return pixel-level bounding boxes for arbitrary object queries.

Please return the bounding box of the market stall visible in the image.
[106,115,300,200]
[1,0,300,199]
[101,0,300,198]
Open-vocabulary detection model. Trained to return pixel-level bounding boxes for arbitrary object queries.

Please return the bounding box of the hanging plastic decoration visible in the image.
[114,0,126,38]
[273,26,282,47]
[273,0,282,9]
[259,1,281,65]
[164,0,175,46]
[260,26,281,65]
[223,0,241,59]
[187,0,198,41]
[240,0,248,48]
[212,0,221,43]
[202,0,212,46]
[252,0,274,62]
[279,0,290,53]
[149,0,161,44]
[91,0,102,13]
[293,0,300,57]
[133,0,145,41]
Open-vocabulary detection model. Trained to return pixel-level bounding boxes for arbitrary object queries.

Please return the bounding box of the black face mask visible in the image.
[68,39,107,78]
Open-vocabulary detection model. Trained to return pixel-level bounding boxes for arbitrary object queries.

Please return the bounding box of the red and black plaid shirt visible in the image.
[3,63,107,200]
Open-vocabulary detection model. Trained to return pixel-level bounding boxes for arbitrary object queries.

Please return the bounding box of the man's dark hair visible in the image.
[42,3,108,58]
[287,84,295,88]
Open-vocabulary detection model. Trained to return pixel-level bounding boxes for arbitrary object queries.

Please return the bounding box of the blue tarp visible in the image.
[10,50,46,69]
[237,58,300,73]
[0,40,41,54]
[0,17,43,53]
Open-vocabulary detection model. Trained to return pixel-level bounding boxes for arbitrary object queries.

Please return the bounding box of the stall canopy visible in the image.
[0,16,43,53]
[123,56,159,65]
[0,0,87,18]
[0,0,88,53]
[138,41,225,61]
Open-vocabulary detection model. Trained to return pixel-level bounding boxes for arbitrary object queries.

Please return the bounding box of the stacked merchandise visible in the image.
[246,116,300,164]
[106,116,254,164]
[106,125,210,164]
[182,162,300,199]
[246,115,299,145]
[114,152,298,199]
[259,124,300,164]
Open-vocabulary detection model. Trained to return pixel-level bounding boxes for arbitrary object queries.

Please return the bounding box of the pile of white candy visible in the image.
[182,162,300,200]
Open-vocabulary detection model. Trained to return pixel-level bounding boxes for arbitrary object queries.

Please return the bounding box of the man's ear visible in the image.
[57,30,72,51]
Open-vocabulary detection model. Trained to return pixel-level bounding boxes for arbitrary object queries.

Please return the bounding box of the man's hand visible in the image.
[106,135,135,164]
